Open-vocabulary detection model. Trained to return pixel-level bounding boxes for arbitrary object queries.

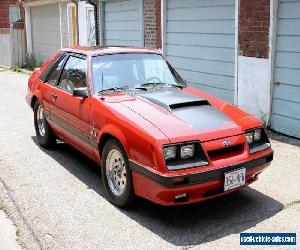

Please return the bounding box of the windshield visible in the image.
[91,53,184,93]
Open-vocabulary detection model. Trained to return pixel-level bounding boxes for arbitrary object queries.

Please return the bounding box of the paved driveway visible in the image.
[0,71,299,249]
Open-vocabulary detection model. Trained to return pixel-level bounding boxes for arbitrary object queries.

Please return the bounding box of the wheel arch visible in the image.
[31,95,38,109]
[98,127,129,159]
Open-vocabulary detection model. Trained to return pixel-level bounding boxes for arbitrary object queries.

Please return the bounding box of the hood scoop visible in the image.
[140,88,235,131]
[141,88,210,112]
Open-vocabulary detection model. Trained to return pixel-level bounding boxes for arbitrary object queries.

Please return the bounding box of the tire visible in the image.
[101,139,135,207]
[34,100,56,148]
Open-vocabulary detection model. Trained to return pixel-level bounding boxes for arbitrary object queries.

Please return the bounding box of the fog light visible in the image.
[174,193,188,201]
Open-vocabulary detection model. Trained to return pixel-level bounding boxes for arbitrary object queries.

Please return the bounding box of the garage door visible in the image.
[166,0,235,102]
[271,0,300,138]
[104,0,143,46]
[31,3,61,63]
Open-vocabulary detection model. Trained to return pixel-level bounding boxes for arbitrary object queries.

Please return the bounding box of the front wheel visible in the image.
[34,100,56,148]
[101,139,135,207]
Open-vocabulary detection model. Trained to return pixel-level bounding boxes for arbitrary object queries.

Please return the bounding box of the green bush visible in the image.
[12,65,22,72]
[25,54,36,70]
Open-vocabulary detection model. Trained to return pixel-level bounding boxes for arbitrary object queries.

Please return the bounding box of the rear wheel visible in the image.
[34,100,56,148]
[101,139,135,207]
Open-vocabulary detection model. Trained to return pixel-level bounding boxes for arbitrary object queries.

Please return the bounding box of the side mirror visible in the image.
[73,87,89,98]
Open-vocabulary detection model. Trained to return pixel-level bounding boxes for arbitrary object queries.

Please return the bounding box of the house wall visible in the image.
[237,0,272,123]
[0,0,25,29]
[239,0,270,58]
[144,0,161,48]
[59,1,69,47]
[0,29,12,67]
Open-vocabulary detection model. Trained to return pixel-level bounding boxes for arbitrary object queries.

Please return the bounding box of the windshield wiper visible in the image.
[139,82,167,88]
[137,82,184,90]
[98,86,129,93]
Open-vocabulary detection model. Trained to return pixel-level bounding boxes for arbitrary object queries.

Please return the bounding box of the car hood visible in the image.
[102,87,261,143]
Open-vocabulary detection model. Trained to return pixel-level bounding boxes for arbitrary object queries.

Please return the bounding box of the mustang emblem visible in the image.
[223,140,231,147]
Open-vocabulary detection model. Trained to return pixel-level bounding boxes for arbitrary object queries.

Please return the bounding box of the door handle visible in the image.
[51,93,58,101]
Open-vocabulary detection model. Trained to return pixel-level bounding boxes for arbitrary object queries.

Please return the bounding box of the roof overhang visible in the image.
[22,0,66,7]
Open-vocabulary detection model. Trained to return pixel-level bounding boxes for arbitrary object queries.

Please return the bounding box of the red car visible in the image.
[26,46,273,207]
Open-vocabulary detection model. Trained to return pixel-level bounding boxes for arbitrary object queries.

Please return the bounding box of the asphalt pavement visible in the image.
[0,71,299,250]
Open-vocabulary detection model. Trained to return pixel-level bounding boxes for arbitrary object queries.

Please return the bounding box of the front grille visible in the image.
[207,144,244,161]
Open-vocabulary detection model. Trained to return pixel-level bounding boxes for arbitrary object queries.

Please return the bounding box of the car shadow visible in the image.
[267,130,300,148]
[31,136,283,247]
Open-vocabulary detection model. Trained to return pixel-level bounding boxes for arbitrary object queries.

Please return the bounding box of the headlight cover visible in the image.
[163,146,177,160]
[245,128,271,154]
[180,144,195,159]
[162,142,208,171]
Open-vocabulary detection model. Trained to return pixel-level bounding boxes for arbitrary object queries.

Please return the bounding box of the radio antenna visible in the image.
[100,72,105,100]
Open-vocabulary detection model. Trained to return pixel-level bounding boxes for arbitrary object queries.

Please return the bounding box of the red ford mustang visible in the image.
[26,46,273,207]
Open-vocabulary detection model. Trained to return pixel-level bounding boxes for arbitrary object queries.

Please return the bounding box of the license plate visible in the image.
[224,168,246,191]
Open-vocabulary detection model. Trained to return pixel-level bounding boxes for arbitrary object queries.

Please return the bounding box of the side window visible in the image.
[39,53,64,82]
[58,56,87,93]
[47,56,67,85]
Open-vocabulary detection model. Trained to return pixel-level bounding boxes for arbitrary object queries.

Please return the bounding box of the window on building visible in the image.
[9,5,20,23]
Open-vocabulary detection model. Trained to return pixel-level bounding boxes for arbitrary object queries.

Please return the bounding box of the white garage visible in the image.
[102,0,144,47]
[164,0,236,102]
[30,3,61,63]
[271,0,300,138]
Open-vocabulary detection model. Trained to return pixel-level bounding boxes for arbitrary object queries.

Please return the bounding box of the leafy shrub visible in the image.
[25,54,36,70]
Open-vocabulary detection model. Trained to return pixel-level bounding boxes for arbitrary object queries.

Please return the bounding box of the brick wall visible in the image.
[144,0,161,49]
[239,0,270,58]
[0,0,25,29]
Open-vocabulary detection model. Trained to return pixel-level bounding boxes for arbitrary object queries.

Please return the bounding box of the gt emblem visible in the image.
[223,140,231,147]
[91,123,97,137]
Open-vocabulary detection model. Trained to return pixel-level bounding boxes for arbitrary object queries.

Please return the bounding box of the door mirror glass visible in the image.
[73,87,89,98]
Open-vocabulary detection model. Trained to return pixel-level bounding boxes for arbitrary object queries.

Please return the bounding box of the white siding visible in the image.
[271,0,300,138]
[165,0,235,102]
[104,0,143,46]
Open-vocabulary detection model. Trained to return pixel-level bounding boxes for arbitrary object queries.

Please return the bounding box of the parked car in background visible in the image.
[26,46,273,207]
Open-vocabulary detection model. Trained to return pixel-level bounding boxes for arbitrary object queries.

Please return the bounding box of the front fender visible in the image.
[98,124,129,156]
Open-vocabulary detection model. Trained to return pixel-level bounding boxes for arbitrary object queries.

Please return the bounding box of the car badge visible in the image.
[223,140,231,147]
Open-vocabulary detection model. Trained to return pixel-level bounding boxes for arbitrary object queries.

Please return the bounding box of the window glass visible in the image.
[47,56,67,85]
[9,6,20,23]
[58,56,87,92]
[40,53,64,82]
[92,53,183,93]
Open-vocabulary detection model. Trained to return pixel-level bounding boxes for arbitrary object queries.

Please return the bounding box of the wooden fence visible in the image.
[0,22,26,68]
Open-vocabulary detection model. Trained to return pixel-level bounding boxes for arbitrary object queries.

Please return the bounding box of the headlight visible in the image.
[246,129,262,144]
[246,132,254,144]
[162,142,209,170]
[254,129,262,141]
[245,128,271,154]
[163,144,196,161]
[180,144,195,159]
[163,146,177,160]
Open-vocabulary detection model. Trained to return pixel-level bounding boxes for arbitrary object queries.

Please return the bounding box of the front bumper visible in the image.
[130,151,273,205]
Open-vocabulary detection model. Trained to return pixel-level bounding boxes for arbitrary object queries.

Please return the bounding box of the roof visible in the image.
[61,46,161,56]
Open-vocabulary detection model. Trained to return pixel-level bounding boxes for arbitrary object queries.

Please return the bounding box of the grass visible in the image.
[11,66,32,75]
[0,200,4,210]
[283,200,300,210]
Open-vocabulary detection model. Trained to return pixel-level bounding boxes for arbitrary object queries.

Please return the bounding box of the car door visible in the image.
[38,52,65,126]
[49,54,93,156]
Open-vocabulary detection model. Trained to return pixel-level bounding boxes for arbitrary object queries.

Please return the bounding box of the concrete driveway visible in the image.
[0,71,299,249]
